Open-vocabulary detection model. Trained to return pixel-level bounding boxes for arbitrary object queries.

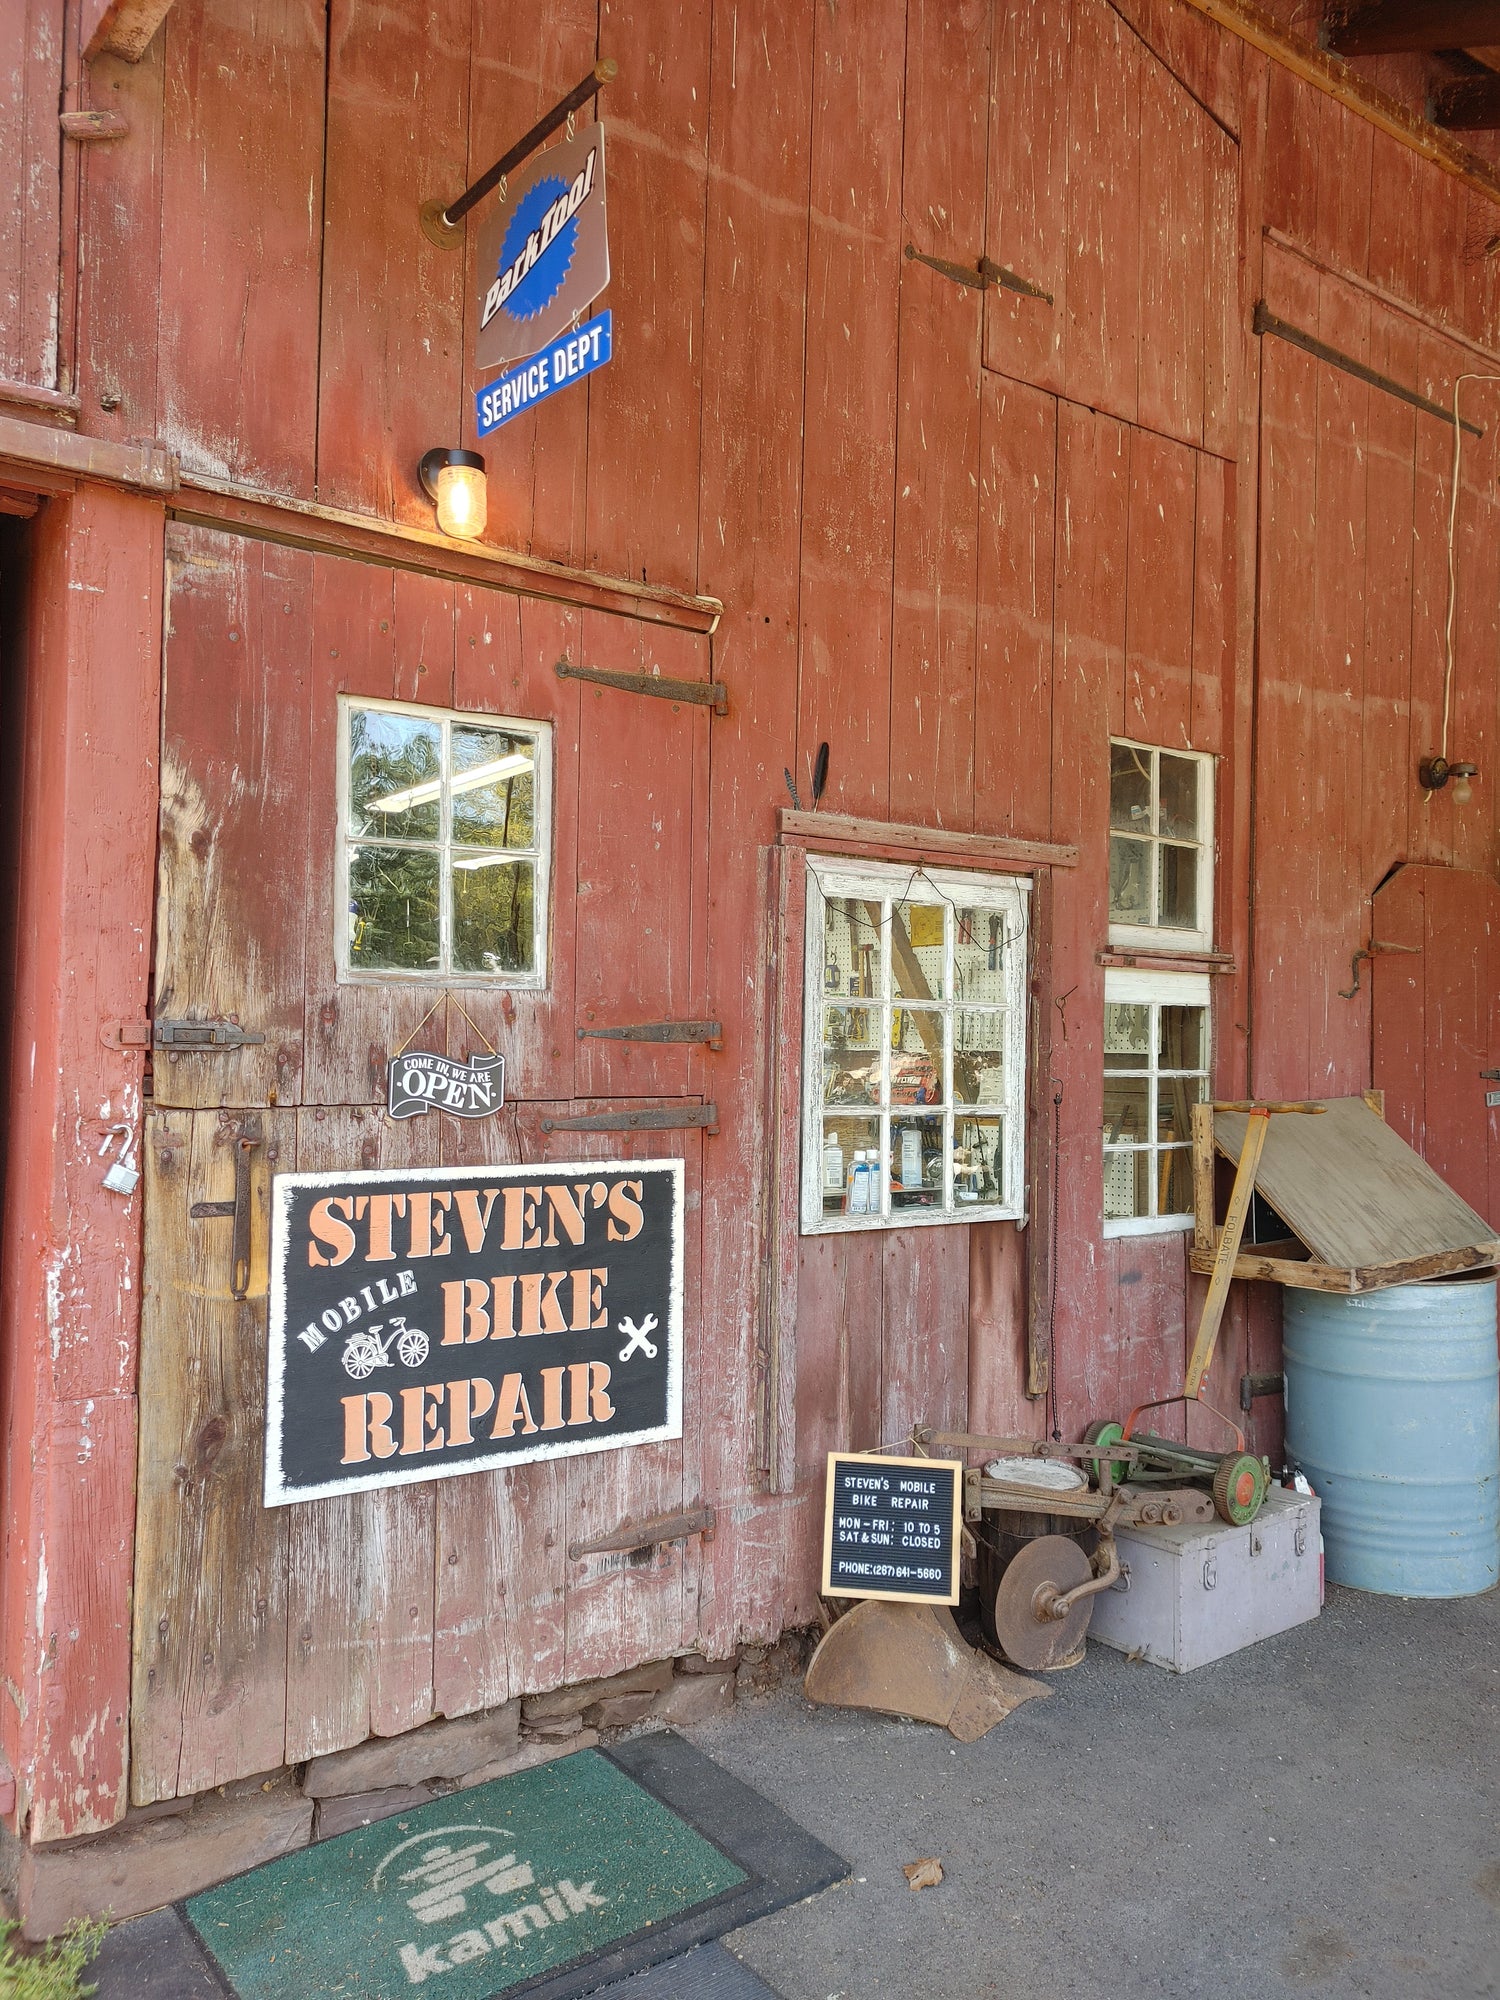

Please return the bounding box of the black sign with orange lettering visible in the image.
[265,1160,683,1505]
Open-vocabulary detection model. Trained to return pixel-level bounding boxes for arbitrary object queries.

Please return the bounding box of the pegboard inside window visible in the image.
[1108,740,1214,953]
[1103,967,1211,1237]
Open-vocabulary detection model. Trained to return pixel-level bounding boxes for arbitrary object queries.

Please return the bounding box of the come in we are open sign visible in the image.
[265,1161,682,1505]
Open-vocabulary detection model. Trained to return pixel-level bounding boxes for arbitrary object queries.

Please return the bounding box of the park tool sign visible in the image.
[821,1452,963,1603]
[264,1160,682,1505]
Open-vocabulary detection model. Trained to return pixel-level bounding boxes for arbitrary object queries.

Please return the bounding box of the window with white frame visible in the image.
[1108,740,1214,952]
[801,856,1029,1234]
[338,697,550,984]
[1103,968,1210,1234]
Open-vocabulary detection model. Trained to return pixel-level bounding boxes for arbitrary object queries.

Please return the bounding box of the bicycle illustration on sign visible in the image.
[341,1315,430,1381]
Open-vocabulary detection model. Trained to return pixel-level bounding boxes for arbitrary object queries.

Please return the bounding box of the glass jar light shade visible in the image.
[419,448,487,541]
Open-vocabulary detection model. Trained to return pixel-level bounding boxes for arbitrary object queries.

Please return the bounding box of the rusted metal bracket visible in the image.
[903,244,1054,304]
[1338,937,1420,999]
[189,1118,263,1300]
[555,658,728,716]
[540,1104,719,1133]
[1255,301,1483,435]
[568,1504,715,1562]
[421,59,617,244]
[1240,1371,1284,1411]
[578,1019,723,1049]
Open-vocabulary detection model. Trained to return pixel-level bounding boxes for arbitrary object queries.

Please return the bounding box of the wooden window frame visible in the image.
[799,853,1030,1237]
[1107,738,1215,955]
[335,693,553,989]
[1103,965,1212,1239]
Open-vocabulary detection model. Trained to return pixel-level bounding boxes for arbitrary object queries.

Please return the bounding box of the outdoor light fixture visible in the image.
[419,448,487,540]
[1419,756,1478,804]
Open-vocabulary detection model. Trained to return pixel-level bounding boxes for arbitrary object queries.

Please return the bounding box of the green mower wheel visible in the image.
[1083,1418,1129,1490]
[1212,1451,1268,1526]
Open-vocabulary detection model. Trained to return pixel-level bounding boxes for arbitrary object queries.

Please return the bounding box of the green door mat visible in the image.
[186,1749,748,1999]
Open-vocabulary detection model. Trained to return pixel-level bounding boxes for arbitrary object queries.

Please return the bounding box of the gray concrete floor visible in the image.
[688,1585,1499,2000]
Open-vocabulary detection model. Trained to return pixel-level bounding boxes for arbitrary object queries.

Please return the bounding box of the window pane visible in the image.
[954,1012,1004,1105]
[891,1010,943,1105]
[1156,1077,1201,1146]
[349,708,442,841]
[892,901,945,999]
[955,1115,1003,1206]
[1104,1148,1150,1221]
[1104,1002,1149,1069]
[821,1116,881,1218]
[1158,1147,1194,1215]
[953,906,1009,1006]
[822,1026,880,1106]
[1158,843,1198,929]
[451,724,536,850]
[1159,1004,1205,1069]
[890,1114,943,1209]
[452,857,534,973]
[1110,741,1151,833]
[817,896,882,999]
[1103,1075,1149,1144]
[1158,754,1199,839]
[348,845,441,970]
[1109,836,1152,924]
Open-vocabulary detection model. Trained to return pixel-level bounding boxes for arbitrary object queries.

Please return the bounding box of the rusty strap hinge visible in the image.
[555,658,728,717]
[101,1018,266,1051]
[578,1019,723,1048]
[568,1505,715,1562]
[540,1104,719,1134]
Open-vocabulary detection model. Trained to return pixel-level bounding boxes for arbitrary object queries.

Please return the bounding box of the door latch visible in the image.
[190,1118,263,1299]
[155,1019,265,1050]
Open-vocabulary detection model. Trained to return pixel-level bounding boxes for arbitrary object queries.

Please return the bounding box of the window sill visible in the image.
[1104,1214,1194,1240]
[803,1202,1024,1237]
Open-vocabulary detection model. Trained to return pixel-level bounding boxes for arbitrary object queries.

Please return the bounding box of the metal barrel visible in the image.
[1283,1278,1500,1598]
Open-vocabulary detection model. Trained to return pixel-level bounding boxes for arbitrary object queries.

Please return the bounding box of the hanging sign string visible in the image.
[449,996,497,1057]
[390,994,498,1061]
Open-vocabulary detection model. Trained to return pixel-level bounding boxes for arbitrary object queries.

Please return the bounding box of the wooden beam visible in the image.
[1327,1,1500,56]
[83,0,177,62]
[1430,71,1500,126]
[0,412,174,492]
[779,809,1079,871]
[1177,0,1500,205]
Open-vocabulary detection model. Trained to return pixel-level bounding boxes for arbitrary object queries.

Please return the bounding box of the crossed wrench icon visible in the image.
[617,1314,659,1363]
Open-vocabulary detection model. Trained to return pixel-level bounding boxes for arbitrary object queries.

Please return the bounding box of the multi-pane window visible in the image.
[338,697,550,984]
[1103,969,1210,1234]
[1108,740,1213,952]
[801,856,1029,1234]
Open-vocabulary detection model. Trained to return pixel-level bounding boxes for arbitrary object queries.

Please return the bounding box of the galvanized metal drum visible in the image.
[1283,1277,1500,1598]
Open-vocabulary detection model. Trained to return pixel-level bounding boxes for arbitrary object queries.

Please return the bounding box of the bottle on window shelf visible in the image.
[823,1133,844,1197]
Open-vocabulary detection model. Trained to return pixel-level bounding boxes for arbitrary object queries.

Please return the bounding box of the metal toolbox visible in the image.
[1088,1486,1321,1672]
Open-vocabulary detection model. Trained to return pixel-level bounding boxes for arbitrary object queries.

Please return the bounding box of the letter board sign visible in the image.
[265,1160,682,1506]
[821,1452,963,1603]
[475,121,609,374]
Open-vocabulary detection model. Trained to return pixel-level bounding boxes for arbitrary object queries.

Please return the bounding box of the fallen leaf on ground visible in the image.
[903,1857,943,1891]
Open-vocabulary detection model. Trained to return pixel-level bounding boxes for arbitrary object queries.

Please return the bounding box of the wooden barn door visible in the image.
[131,525,714,1803]
[1372,863,1500,1231]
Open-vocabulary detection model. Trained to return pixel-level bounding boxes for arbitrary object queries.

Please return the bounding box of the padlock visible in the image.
[101,1125,140,1196]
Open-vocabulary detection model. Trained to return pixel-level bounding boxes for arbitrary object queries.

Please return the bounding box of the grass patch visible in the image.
[0,1920,105,2000]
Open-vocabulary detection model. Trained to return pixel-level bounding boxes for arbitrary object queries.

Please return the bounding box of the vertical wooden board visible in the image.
[1446,381,1500,880]
[462,4,598,567]
[793,1231,884,1480]
[1108,0,1243,136]
[984,0,1069,392]
[155,528,315,1111]
[1371,866,1426,1153]
[1048,404,1125,1437]
[1135,56,1205,446]
[795,0,904,823]
[1364,132,1422,309]
[299,559,464,1109]
[1202,118,1240,461]
[1313,100,1372,283]
[1413,163,1466,332]
[1359,307,1418,891]
[74,39,164,441]
[1122,428,1195,746]
[888,0,988,830]
[444,592,582,1106]
[1104,1233,1187,1432]
[316,0,469,523]
[1407,331,1453,866]
[156,0,324,492]
[1418,870,1492,1216]
[571,622,711,1100]
[1260,61,1318,252]
[585,0,710,594]
[557,1123,694,1682]
[431,1108,568,1715]
[1189,448,1230,756]
[131,1107,295,1805]
[0,0,64,385]
[967,1221,1040,1439]
[1065,0,1140,425]
[880,1227,970,1449]
[283,1107,438,1760]
[974,373,1057,840]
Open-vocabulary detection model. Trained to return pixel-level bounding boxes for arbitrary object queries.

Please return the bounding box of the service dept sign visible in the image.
[475,121,609,373]
[264,1160,682,1505]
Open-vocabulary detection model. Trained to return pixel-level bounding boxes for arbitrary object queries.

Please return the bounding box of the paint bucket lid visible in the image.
[983,1455,1087,1492]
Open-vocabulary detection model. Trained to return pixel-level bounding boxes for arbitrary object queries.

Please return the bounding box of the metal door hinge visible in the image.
[555,658,728,717]
[189,1118,263,1299]
[578,1019,722,1049]
[541,1104,719,1134]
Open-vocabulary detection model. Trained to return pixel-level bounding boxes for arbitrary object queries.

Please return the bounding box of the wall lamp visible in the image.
[1418,756,1478,804]
[419,448,487,541]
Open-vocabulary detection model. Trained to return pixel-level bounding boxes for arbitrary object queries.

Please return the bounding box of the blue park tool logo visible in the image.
[474,122,610,372]
[481,155,593,333]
